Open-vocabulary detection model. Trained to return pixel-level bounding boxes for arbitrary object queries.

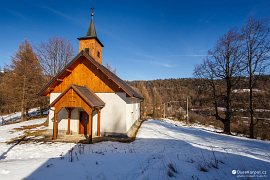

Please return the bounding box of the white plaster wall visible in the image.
[50,108,80,133]
[57,109,68,130]
[70,109,80,133]
[96,93,127,134]
[48,93,61,130]
[92,110,98,135]
[126,98,141,131]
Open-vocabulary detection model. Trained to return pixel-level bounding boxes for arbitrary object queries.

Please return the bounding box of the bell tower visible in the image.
[78,8,104,64]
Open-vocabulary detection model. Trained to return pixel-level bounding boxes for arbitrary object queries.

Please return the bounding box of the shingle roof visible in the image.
[50,84,105,108]
[87,19,97,37]
[39,50,144,100]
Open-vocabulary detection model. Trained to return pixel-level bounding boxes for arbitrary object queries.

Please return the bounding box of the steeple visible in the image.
[78,7,103,64]
[86,8,97,37]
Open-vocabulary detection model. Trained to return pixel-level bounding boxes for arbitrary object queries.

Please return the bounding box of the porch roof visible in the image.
[50,84,105,109]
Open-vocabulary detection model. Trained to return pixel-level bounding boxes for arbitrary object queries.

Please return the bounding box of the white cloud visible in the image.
[6,9,27,21]
[43,6,79,24]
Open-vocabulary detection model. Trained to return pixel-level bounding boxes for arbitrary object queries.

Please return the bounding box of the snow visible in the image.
[0,112,22,124]
[0,118,269,180]
[232,89,262,93]
[0,118,46,143]
[0,108,48,125]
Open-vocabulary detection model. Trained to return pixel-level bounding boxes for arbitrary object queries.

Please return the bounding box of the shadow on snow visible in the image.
[5,120,269,179]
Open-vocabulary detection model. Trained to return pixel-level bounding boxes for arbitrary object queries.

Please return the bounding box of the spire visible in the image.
[86,7,97,37]
[78,6,104,63]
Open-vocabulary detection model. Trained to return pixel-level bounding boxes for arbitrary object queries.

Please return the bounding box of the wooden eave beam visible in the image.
[66,69,72,73]
[47,87,55,94]
[48,87,55,90]
[57,79,63,82]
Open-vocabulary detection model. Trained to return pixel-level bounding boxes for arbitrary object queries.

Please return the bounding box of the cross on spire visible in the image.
[86,7,97,37]
[90,7,94,19]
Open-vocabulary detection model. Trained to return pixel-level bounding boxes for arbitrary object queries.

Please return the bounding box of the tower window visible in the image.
[97,51,100,58]
[84,48,89,54]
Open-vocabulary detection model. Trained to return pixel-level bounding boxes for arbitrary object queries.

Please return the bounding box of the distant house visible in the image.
[39,10,143,141]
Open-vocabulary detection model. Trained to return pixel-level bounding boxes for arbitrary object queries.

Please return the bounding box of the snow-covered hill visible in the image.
[0,118,269,180]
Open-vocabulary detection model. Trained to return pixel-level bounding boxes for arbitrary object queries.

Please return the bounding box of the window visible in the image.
[84,48,89,54]
[97,51,100,58]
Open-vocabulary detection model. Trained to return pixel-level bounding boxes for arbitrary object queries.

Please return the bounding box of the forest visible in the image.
[129,76,270,139]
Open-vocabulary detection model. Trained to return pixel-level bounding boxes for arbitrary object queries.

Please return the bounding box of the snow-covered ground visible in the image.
[0,118,269,180]
[0,108,48,125]
[0,118,47,143]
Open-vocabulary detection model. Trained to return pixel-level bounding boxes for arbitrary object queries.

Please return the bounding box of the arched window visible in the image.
[97,51,100,58]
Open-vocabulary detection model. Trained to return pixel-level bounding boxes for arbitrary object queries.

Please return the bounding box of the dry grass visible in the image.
[13,122,47,131]
[7,118,49,144]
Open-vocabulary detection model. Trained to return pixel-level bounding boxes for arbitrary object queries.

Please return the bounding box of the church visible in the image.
[39,9,143,141]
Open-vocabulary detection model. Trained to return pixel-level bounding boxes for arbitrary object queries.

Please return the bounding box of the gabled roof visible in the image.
[39,50,143,100]
[50,84,105,108]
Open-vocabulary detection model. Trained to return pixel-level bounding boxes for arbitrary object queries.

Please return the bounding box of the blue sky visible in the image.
[0,0,269,80]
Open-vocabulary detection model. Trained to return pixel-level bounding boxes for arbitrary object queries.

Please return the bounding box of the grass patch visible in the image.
[13,122,46,131]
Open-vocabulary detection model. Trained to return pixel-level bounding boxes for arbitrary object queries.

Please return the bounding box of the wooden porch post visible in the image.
[66,108,73,135]
[97,109,101,136]
[88,111,93,143]
[53,110,58,140]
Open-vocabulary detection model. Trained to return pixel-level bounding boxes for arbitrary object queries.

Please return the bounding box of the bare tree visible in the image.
[135,81,150,117]
[151,86,162,118]
[36,37,74,78]
[105,63,117,74]
[241,18,270,138]
[195,30,244,133]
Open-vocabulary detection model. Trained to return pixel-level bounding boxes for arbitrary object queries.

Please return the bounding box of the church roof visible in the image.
[39,50,144,100]
[50,84,105,108]
[87,19,97,37]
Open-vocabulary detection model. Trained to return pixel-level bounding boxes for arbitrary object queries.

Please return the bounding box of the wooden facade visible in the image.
[53,58,122,94]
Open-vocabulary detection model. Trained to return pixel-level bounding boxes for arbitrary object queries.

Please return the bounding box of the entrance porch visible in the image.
[50,84,105,142]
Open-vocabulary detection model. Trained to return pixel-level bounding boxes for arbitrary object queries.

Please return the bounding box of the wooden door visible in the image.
[79,111,89,135]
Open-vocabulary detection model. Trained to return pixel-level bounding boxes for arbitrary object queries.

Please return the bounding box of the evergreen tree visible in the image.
[9,40,45,120]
